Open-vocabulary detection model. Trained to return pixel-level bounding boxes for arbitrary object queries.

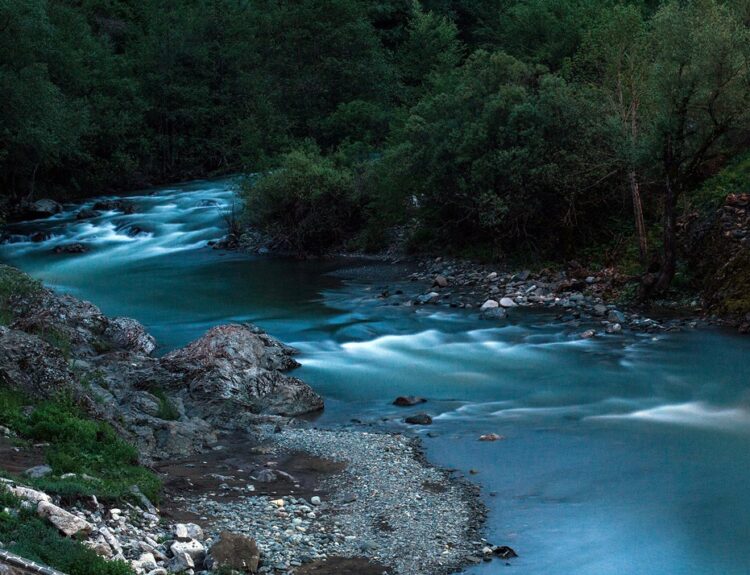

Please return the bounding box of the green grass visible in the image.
[0,496,134,575]
[0,389,161,503]
[151,388,180,421]
[0,265,41,326]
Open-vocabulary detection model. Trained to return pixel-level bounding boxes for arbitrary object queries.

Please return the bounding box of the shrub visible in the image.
[0,265,41,325]
[242,145,363,256]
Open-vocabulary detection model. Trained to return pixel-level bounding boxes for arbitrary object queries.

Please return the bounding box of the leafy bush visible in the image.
[243,145,364,256]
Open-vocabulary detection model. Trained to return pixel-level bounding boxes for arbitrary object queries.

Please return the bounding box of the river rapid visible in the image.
[2,179,749,575]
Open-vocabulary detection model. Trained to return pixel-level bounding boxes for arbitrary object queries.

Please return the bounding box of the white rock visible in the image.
[480,299,499,310]
[170,539,205,563]
[499,297,517,308]
[174,522,204,542]
[168,551,194,573]
[135,552,158,571]
[37,500,94,537]
[7,484,52,505]
[310,496,321,506]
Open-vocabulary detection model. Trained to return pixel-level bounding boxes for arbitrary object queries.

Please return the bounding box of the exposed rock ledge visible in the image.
[0,272,323,462]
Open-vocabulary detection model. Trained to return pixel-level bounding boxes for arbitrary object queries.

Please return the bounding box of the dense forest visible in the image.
[2,0,750,294]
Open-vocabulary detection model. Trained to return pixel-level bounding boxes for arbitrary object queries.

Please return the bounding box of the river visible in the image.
[2,178,749,575]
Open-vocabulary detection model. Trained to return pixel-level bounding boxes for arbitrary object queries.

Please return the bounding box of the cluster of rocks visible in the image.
[0,272,323,463]
[0,476,260,575]
[397,257,706,336]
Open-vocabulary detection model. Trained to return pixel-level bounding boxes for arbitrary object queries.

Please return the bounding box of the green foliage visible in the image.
[0,503,134,575]
[689,152,750,213]
[243,146,363,256]
[0,389,160,502]
[151,388,180,421]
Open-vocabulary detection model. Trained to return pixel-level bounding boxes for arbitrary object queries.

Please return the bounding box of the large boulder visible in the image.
[37,500,94,537]
[28,199,63,219]
[158,324,323,420]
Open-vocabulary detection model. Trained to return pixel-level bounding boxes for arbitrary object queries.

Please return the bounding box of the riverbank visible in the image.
[0,264,498,575]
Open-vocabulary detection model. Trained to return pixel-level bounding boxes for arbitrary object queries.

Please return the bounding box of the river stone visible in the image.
[393,396,427,407]
[434,274,449,288]
[499,297,517,308]
[480,299,499,310]
[205,531,260,573]
[28,199,63,218]
[38,500,94,537]
[405,413,433,425]
[170,539,205,564]
[608,309,626,323]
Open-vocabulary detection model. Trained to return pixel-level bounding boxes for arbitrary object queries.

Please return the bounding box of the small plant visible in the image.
[151,388,180,421]
[0,265,41,325]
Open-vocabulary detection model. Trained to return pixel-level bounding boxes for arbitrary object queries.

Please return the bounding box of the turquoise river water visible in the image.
[1,179,749,575]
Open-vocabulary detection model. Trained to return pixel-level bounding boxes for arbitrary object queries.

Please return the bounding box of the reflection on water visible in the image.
[2,179,750,574]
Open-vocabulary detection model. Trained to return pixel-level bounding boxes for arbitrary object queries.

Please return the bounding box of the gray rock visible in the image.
[593,304,608,316]
[28,199,63,218]
[105,317,156,355]
[405,413,433,425]
[499,297,517,308]
[37,500,93,537]
[393,396,427,407]
[608,309,626,323]
[433,275,449,288]
[480,299,499,310]
[24,464,52,479]
[170,539,205,565]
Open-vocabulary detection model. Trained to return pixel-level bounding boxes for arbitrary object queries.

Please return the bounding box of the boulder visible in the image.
[433,275,448,288]
[168,551,194,573]
[480,299,499,310]
[607,309,626,324]
[205,531,260,573]
[6,484,52,505]
[158,324,322,420]
[37,500,93,537]
[393,396,427,407]
[174,523,204,542]
[499,297,517,308]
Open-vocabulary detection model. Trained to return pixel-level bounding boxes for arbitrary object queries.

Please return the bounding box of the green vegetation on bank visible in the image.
[2,0,749,295]
[0,390,160,502]
[0,264,41,325]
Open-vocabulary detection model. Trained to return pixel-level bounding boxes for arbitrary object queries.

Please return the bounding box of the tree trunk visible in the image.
[26,163,39,202]
[628,170,647,266]
[654,173,678,293]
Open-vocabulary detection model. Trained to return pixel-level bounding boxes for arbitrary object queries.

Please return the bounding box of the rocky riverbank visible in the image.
[0,265,498,575]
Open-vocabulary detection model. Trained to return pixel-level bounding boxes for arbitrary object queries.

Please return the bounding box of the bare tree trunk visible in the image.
[26,163,39,202]
[628,169,647,266]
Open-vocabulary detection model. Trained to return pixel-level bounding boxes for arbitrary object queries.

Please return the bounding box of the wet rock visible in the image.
[608,309,626,324]
[499,297,517,308]
[30,231,51,243]
[480,299,499,310]
[205,531,260,573]
[393,396,427,407]
[76,209,101,220]
[593,304,608,316]
[434,275,449,288]
[28,199,63,219]
[405,413,433,425]
[579,329,596,339]
[53,243,88,254]
[416,291,440,304]
[478,434,504,442]
[38,500,94,537]
[481,307,507,320]
[92,199,135,214]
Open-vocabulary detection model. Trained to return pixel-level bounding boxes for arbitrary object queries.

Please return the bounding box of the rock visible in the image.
[37,500,93,537]
[579,329,596,339]
[76,209,101,220]
[433,275,448,288]
[254,469,277,483]
[479,434,504,442]
[168,551,194,573]
[606,323,622,334]
[30,231,51,243]
[481,307,507,320]
[174,523,204,542]
[53,243,88,254]
[134,552,158,571]
[28,199,63,218]
[493,545,518,559]
[105,317,156,355]
[170,539,205,565]
[405,413,433,425]
[24,464,53,478]
[310,496,321,506]
[487,272,498,281]
[393,396,427,407]
[593,304,608,316]
[205,531,260,573]
[499,297,517,308]
[480,299,499,310]
[608,309,626,323]
[158,324,322,420]
[416,291,440,304]
[6,484,52,505]
[92,199,135,214]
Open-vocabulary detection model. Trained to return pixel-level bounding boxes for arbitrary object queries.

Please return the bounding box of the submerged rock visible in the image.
[405,413,433,425]
[393,396,427,407]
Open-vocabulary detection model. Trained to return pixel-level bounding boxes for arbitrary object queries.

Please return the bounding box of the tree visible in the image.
[578,5,650,266]
[643,0,750,295]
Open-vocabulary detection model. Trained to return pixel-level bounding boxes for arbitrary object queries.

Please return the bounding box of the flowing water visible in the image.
[2,179,749,575]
